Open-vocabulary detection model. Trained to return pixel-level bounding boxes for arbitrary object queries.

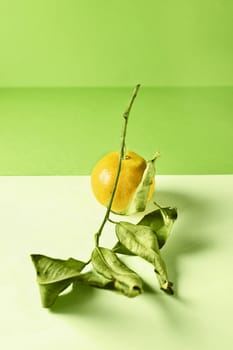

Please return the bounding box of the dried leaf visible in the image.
[139,204,178,248]
[124,153,159,215]
[115,222,173,294]
[31,254,86,307]
[91,247,143,297]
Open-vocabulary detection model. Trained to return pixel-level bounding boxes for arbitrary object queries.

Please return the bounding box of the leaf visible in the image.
[31,254,87,307]
[91,247,143,297]
[113,204,177,254]
[112,241,135,255]
[77,270,115,290]
[124,153,160,215]
[139,205,178,248]
[115,222,173,294]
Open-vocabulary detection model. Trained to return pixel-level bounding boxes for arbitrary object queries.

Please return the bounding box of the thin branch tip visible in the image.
[152,151,161,161]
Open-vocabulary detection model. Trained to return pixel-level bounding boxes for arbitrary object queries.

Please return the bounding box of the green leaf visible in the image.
[124,153,159,215]
[31,254,87,307]
[77,270,115,290]
[139,204,178,248]
[112,204,177,254]
[91,247,143,297]
[115,222,173,294]
[112,241,135,255]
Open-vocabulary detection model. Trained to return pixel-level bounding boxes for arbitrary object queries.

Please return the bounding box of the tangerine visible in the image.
[91,150,155,213]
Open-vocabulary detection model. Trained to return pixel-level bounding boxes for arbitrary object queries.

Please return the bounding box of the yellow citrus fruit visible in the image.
[91,150,155,213]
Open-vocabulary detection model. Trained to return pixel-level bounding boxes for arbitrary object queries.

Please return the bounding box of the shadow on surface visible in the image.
[50,283,100,315]
[151,188,215,297]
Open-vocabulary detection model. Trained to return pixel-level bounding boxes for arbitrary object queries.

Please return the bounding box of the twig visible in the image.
[94,84,141,246]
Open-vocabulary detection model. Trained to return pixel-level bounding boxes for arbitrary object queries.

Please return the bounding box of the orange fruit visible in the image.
[91,150,155,213]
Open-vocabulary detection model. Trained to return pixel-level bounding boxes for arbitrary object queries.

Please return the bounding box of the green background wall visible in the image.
[0,0,233,86]
[0,1,232,175]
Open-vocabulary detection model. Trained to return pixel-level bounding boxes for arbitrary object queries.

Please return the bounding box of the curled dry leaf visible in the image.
[91,247,143,297]
[124,153,160,215]
[139,204,178,248]
[31,254,87,307]
[115,222,173,294]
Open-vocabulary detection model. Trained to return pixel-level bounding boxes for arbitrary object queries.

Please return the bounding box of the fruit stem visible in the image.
[94,84,141,247]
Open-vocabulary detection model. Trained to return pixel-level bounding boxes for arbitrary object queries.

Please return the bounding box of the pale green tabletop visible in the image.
[0,175,232,349]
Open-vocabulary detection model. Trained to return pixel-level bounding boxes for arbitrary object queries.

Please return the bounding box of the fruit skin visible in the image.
[91,151,155,214]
